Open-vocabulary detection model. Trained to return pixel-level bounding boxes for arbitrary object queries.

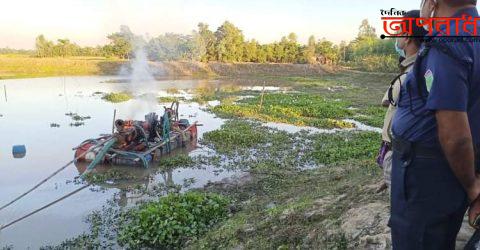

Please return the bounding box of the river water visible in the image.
[0,76,245,248]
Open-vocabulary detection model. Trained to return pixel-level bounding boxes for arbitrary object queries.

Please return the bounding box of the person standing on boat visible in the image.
[376,10,427,192]
[389,0,480,249]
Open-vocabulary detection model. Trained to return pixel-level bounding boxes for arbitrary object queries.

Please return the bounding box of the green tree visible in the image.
[197,23,217,62]
[273,42,285,63]
[35,35,54,57]
[285,33,300,63]
[107,25,135,59]
[54,39,79,57]
[358,19,377,39]
[276,33,300,63]
[316,38,339,64]
[263,44,275,62]
[243,39,259,62]
[304,35,317,64]
[339,40,348,62]
[256,45,267,63]
[147,33,198,61]
[214,21,245,62]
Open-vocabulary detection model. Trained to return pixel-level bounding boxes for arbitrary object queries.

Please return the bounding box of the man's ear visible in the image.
[430,0,438,11]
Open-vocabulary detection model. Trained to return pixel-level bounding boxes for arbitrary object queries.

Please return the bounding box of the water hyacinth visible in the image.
[102,92,133,103]
[118,192,230,249]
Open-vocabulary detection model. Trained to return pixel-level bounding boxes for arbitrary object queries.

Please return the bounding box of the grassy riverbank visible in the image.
[0,54,335,79]
[0,54,124,79]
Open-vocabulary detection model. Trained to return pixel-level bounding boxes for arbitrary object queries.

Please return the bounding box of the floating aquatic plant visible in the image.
[102,92,132,103]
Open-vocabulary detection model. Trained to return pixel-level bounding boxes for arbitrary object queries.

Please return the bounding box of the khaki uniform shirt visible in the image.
[381,55,417,143]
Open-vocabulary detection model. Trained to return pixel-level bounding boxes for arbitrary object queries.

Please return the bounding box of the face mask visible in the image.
[395,39,406,58]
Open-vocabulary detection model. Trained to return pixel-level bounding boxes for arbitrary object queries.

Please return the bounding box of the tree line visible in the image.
[32,20,398,70]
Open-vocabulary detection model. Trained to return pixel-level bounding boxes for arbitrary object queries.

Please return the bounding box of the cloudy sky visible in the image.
[1,0,421,49]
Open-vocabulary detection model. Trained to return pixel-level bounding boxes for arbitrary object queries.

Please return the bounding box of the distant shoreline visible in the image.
[0,55,335,80]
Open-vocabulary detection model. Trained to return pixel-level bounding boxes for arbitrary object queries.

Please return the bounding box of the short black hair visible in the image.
[403,10,427,47]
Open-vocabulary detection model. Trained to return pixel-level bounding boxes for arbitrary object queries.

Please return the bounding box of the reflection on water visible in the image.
[0,76,238,248]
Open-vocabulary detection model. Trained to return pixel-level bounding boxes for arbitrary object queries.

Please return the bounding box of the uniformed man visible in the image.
[377,10,427,193]
[389,0,480,249]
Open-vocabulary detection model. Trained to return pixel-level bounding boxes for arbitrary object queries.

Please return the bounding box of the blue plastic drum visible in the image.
[12,145,26,158]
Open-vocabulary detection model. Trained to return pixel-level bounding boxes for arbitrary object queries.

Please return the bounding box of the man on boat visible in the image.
[114,119,146,151]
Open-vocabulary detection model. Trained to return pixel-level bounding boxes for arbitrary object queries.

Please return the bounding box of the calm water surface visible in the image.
[0,76,240,248]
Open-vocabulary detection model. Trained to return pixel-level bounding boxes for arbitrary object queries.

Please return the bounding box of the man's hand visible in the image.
[469,196,480,229]
[467,178,480,203]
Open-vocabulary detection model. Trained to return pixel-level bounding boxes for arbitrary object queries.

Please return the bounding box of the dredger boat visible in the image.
[73,101,198,169]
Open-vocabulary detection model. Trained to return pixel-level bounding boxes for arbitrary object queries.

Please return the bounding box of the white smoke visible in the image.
[124,45,162,119]
[129,48,155,94]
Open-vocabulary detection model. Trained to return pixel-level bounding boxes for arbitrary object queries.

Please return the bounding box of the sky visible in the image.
[0,0,422,49]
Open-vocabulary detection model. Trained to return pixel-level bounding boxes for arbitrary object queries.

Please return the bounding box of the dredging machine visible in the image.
[73,101,198,171]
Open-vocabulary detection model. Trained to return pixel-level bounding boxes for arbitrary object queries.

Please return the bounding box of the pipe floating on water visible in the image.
[81,138,117,177]
[0,138,114,213]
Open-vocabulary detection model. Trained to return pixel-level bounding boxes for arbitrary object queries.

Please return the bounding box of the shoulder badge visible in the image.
[424,69,434,92]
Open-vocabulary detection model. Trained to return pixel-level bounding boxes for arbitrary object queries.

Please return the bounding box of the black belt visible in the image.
[392,138,445,159]
[393,138,480,161]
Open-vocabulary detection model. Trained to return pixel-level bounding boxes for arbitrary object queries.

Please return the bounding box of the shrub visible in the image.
[118,192,230,249]
[310,131,380,164]
[202,120,268,153]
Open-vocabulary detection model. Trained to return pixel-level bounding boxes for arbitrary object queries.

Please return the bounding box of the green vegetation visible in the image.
[159,154,194,170]
[26,19,396,72]
[158,96,184,103]
[310,132,379,164]
[212,93,356,129]
[202,119,379,165]
[82,170,137,185]
[35,35,104,58]
[190,121,383,249]
[42,70,392,249]
[1,19,398,79]
[202,120,269,153]
[45,118,384,249]
[118,192,230,249]
[102,92,133,103]
[0,54,122,79]
[191,161,382,249]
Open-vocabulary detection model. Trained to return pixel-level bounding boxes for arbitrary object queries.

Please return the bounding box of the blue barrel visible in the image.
[12,145,26,158]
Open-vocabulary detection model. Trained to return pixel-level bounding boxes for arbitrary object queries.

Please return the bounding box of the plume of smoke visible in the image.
[123,42,163,119]
[129,47,155,94]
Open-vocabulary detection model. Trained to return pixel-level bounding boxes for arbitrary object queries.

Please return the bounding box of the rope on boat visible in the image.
[0,184,91,231]
[0,137,113,212]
